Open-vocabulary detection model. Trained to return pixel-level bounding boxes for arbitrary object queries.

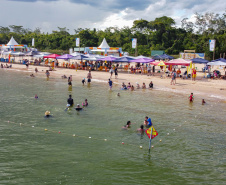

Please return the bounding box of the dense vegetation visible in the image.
[0,12,225,59]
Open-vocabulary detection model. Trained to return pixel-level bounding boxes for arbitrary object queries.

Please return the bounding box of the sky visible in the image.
[0,0,225,34]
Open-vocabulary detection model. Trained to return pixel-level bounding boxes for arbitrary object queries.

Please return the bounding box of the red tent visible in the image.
[43,54,61,59]
[165,59,191,66]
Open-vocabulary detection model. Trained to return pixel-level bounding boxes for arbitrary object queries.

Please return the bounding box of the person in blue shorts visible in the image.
[108,79,113,90]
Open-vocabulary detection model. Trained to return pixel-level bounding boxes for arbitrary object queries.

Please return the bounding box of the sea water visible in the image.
[0,68,225,184]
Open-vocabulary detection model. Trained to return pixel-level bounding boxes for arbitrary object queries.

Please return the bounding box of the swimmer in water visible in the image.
[137,125,145,134]
[30,74,35,77]
[202,99,206,105]
[35,94,38,99]
[44,111,52,118]
[75,104,83,111]
[82,99,88,107]
[122,121,132,129]
[117,93,120,97]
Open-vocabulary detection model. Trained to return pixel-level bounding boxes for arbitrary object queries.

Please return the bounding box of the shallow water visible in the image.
[0,68,225,184]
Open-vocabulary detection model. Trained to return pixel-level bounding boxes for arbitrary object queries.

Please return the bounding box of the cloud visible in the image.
[1,0,226,33]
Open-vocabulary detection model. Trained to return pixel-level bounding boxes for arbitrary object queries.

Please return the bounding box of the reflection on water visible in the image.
[0,69,225,184]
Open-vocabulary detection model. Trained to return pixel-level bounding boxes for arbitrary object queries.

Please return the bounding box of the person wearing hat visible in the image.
[75,104,83,111]
[44,111,52,118]
[82,78,86,85]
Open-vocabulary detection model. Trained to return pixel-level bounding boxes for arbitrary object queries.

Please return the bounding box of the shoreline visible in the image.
[1,62,226,101]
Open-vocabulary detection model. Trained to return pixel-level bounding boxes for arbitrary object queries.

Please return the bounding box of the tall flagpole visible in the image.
[148,127,153,154]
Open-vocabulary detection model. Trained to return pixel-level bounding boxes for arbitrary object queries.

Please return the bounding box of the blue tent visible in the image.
[212,58,226,62]
[113,56,134,62]
[192,58,209,64]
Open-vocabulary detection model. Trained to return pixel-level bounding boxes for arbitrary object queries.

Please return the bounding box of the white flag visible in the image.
[132,38,137,48]
[209,40,215,51]
[76,38,80,47]
[32,38,35,47]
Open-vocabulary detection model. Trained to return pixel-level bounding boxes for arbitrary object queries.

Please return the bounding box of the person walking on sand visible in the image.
[171,72,175,85]
[87,70,92,84]
[109,67,114,78]
[115,67,118,79]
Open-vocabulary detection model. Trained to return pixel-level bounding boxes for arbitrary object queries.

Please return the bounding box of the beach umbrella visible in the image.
[10,51,25,56]
[113,56,134,62]
[192,58,209,64]
[130,58,155,63]
[56,54,73,60]
[24,51,40,56]
[71,55,89,60]
[135,55,152,59]
[165,59,191,66]
[71,52,82,56]
[207,61,226,66]
[211,58,226,63]
[44,54,61,59]
[152,60,166,66]
[98,56,117,61]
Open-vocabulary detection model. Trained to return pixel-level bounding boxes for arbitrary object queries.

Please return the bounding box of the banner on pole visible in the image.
[32,38,35,47]
[76,38,80,47]
[132,38,137,48]
[209,39,215,52]
[146,126,158,139]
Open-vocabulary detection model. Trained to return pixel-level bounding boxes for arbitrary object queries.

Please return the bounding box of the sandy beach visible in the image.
[2,62,226,101]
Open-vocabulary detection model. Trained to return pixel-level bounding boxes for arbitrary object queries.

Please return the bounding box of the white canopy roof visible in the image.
[207,61,226,66]
[98,38,110,48]
[7,36,19,46]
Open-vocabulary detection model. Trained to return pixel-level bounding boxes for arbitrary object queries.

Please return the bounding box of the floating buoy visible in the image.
[167,133,169,135]
[58,131,61,134]
[104,139,107,141]
[32,126,34,128]
[140,146,143,149]
[45,129,48,131]
[122,142,124,144]
[73,134,76,137]
[89,137,91,139]
[160,139,162,142]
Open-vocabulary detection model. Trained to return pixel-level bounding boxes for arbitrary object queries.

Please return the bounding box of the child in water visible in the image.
[202,99,206,105]
[82,78,86,85]
[137,125,145,134]
[35,94,38,99]
[189,93,194,102]
[82,99,88,106]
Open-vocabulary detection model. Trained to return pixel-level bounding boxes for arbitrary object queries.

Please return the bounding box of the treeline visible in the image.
[0,12,225,59]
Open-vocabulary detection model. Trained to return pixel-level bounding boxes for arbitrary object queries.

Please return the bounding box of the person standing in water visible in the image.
[45,70,50,78]
[67,95,74,107]
[189,93,194,102]
[87,70,92,84]
[144,116,152,128]
[108,78,113,90]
